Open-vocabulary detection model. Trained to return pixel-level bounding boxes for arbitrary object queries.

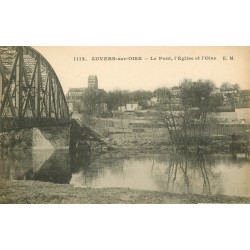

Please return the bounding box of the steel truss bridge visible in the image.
[0,46,70,132]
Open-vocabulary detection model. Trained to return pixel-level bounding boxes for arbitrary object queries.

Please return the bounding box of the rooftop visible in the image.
[68,88,86,92]
[239,89,250,95]
[88,75,98,80]
[127,101,138,104]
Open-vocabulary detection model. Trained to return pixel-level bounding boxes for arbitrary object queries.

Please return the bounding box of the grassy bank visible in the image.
[0,180,249,204]
[104,137,233,154]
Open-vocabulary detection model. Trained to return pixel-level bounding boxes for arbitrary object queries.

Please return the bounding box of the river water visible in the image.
[0,149,250,197]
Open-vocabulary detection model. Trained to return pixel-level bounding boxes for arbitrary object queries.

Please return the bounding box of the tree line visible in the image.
[82,80,239,113]
[82,88,154,114]
[83,79,239,111]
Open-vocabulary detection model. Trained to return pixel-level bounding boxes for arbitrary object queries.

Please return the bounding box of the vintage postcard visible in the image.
[0,46,250,204]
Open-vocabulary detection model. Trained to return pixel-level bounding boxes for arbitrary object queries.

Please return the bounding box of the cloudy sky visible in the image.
[34,46,250,94]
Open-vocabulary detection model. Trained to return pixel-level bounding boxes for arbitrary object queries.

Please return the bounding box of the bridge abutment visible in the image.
[37,125,70,150]
[0,124,70,151]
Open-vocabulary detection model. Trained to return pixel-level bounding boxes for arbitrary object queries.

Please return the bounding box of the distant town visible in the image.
[66,75,250,125]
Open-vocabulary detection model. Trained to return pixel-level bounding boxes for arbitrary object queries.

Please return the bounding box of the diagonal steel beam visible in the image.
[18,47,24,119]
[22,61,38,117]
[0,48,19,117]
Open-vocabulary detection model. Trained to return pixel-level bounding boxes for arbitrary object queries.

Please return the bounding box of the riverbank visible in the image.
[101,137,233,154]
[1,180,249,204]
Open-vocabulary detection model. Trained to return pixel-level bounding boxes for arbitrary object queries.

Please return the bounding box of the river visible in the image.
[0,149,249,197]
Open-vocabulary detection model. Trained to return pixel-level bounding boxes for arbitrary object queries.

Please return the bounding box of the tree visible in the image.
[83,88,107,115]
[220,82,240,91]
[155,79,223,149]
[154,87,173,105]
[130,90,153,109]
[106,89,154,111]
[180,79,223,146]
[220,82,240,110]
[106,90,130,111]
[154,87,183,147]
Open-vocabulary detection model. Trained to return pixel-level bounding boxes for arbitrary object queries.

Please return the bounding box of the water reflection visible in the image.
[26,151,71,184]
[0,149,250,197]
[163,153,214,195]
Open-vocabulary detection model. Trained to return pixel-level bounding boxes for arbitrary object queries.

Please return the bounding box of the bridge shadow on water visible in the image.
[0,148,250,197]
[0,149,94,184]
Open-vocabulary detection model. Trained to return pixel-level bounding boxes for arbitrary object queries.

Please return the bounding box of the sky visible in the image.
[34,46,250,94]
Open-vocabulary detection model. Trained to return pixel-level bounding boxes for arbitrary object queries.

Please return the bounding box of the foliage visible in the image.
[156,79,223,148]
[220,82,240,91]
[154,87,172,105]
[83,88,107,115]
[219,82,240,110]
[106,89,153,110]
[106,90,131,111]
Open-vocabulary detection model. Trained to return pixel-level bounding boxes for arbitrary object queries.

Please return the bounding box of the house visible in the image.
[118,101,141,114]
[118,106,126,112]
[171,86,181,97]
[67,101,74,113]
[126,101,139,111]
[147,97,159,106]
[235,108,250,123]
[236,90,250,108]
[66,88,85,99]
[66,88,86,113]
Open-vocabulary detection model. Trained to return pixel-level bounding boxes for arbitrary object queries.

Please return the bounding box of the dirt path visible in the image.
[0,180,249,204]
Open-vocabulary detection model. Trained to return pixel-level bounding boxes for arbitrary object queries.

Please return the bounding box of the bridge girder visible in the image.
[0,46,70,132]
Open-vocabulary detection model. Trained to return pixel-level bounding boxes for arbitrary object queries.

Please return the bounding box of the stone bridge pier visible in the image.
[33,124,70,150]
[0,124,70,151]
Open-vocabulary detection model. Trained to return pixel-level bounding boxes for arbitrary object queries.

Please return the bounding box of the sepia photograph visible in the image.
[0,46,250,204]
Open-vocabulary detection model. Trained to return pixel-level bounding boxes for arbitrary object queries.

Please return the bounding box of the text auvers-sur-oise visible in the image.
[74,57,144,61]
[74,56,218,61]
